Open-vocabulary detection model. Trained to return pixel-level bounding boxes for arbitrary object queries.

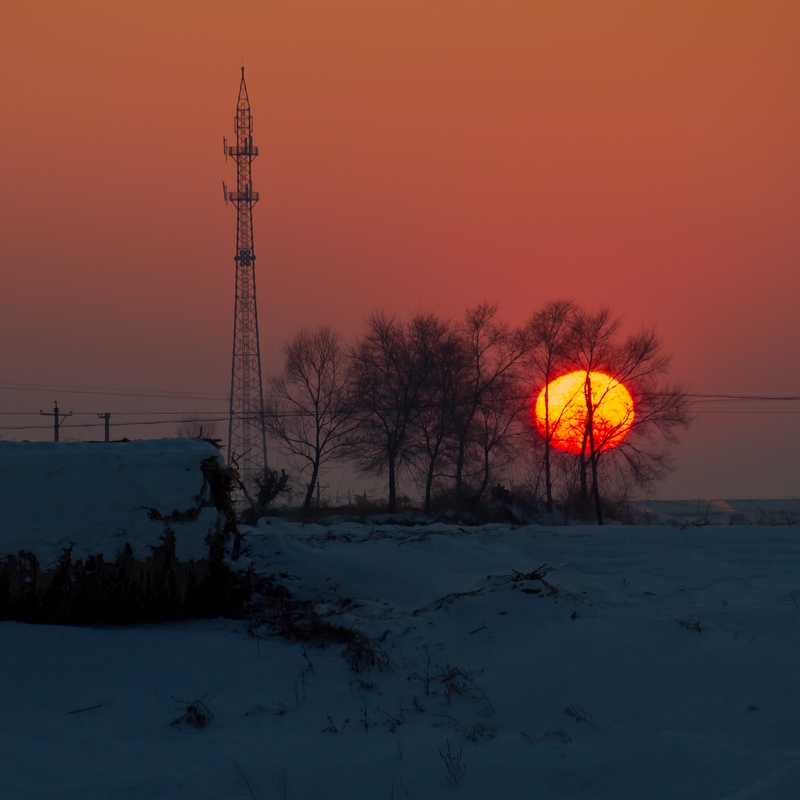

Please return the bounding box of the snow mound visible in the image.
[0,439,227,566]
[0,439,249,623]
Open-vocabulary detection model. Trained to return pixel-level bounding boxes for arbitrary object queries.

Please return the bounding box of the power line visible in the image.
[0,381,227,401]
[2,403,800,433]
[2,376,798,407]
[689,393,800,401]
[0,416,229,432]
[54,410,228,417]
[0,389,798,434]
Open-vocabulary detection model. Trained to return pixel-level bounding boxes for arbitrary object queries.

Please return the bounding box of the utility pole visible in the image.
[40,401,72,442]
[97,413,111,442]
[223,67,268,489]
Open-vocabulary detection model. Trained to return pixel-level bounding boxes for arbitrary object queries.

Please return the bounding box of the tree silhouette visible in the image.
[448,304,535,507]
[560,308,691,523]
[525,300,577,512]
[348,314,436,513]
[264,327,356,515]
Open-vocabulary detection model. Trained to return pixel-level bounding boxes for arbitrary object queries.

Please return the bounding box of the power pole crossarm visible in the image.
[225,67,268,488]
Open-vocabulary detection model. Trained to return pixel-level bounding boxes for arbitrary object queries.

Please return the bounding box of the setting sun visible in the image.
[534,371,635,455]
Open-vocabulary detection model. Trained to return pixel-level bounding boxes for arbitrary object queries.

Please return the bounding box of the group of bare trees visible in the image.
[263,302,692,521]
[527,302,692,523]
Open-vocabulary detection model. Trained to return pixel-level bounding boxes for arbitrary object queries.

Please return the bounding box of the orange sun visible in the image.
[534,370,635,455]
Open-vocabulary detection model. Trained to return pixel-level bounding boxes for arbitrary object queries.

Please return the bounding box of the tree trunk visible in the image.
[424,468,434,514]
[469,447,492,506]
[579,449,588,506]
[454,437,467,503]
[586,412,603,526]
[387,454,397,514]
[584,375,603,526]
[544,444,553,513]
[424,441,441,514]
[303,461,320,516]
[544,388,553,512]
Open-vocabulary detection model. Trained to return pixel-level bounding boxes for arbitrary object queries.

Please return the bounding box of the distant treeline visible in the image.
[261,301,691,524]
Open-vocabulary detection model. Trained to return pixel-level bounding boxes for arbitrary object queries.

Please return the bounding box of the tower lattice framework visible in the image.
[224,67,267,486]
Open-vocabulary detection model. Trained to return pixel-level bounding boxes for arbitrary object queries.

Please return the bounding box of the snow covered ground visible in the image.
[0,439,225,569]
[3,519,800,799]
[0,439,227,566]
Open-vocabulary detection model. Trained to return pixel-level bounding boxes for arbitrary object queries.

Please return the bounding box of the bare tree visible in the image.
[348,313,439,513]
[564,309,691,524]
[604,329,693,498]
[177,413,222,443]
[448,303,535,507]
[407,315,462,513]
[264,327,355,515]
[469,370,530,503]
[568,308,623,522]
[525,300,577,512]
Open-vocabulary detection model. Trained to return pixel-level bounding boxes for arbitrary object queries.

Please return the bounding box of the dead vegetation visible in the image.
[244,574,393,675]
[439,738,467,786]
[171,695,216,730]
[412,564,557,615]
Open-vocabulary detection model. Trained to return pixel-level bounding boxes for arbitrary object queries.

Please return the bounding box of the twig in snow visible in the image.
[439,738,466,786]
[65,703,104,715]
[171,696,215,729]
[233,760,259,800]
[564,704,598,728]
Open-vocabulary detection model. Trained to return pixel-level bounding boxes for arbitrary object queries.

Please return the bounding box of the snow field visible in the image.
[2,521,800,798]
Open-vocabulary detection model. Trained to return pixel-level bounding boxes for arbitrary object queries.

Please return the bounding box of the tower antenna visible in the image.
[223,67,268,488]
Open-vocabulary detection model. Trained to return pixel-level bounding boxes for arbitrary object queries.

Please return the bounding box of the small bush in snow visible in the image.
[171,697,215,729]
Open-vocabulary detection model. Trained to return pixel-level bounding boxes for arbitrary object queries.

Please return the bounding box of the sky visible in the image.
[0,0,798,499]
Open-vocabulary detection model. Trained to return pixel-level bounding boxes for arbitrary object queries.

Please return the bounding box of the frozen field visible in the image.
[3,518,800,799]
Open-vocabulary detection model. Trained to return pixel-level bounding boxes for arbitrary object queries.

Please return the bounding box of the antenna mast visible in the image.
[224,67,268,487]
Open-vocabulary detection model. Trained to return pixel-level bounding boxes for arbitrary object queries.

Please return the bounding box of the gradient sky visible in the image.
[1,1,798,499]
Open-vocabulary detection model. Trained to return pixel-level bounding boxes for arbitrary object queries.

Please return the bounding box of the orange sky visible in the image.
[1,1,799,498]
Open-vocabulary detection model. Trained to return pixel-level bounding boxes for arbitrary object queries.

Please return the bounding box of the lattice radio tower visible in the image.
[223,67,267,486]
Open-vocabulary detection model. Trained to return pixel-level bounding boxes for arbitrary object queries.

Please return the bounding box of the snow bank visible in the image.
[0,439,248,622]
[0,439,227,565]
